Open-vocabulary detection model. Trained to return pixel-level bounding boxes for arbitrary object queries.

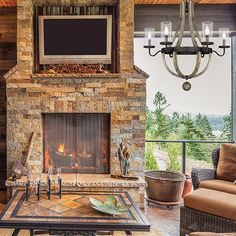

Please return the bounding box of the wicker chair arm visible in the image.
[191,168,216,190]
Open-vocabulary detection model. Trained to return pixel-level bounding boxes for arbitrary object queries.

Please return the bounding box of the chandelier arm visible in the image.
[173,51,202,79]
[188,52,202,79]
[176,1,186,47]
[188,0,198,47]
[162,53,181,78]
[148,48,162,57]
[173,52,186,78]
[172,0,184,43]
[172,22,181,43]
[194,54,212,78]
[191,0,202,43]
[212,48,226,57]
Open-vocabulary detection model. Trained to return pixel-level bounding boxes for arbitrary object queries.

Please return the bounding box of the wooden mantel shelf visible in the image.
[31,73,121,80]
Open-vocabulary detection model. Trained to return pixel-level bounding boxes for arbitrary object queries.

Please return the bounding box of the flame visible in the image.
[58,144,65,153]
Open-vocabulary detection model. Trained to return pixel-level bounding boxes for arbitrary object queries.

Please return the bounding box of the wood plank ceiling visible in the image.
[0,0,236,6]
[0,0,16,6]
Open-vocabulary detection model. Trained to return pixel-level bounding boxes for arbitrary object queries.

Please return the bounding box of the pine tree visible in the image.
[221,113,232,141]
[152,91,170,140]
[195,114,214,139]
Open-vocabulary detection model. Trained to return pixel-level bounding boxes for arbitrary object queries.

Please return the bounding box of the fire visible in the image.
[58,144,65,153]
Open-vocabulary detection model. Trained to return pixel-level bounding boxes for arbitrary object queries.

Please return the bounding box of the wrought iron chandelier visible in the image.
[144,0,230,91]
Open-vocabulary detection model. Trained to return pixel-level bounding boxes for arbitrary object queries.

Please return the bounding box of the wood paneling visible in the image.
[0,7,16,189]
[134,4,236,32]
[135,0,236,4]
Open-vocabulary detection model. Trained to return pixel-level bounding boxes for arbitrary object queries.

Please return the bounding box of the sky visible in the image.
[134,38,231,116]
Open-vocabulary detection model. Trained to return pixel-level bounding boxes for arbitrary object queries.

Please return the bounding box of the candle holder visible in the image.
[25,174,41,201]
[47,167,62,200]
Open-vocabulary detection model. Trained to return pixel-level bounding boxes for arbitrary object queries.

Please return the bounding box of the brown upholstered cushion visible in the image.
[190,233,236,236]
[184,188,236,221]
[199,179,236,195]
[216,143,236,182]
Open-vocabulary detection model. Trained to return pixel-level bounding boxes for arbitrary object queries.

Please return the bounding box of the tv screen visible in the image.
[39,15,112,64]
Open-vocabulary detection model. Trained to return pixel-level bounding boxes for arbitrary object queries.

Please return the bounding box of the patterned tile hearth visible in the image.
[1,191,146,225]
[0,229,163,236]
[16,193,123,219]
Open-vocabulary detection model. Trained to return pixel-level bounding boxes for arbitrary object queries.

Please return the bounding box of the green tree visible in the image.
[179,114,204,140]
[152,91,170,140]
[179,114,209,161]
[145,143,159,170]
[166,134,181,172]
[169,111,181,133]
[221,113,232,141]
[195,114,214,139]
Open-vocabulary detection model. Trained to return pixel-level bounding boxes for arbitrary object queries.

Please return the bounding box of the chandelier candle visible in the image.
[144,28,155,48]
[148,31,152,46]
[223,32,226,46]
[219,28,229,47]
[205,26,209,43]
[164,26,169,42]
[144,0,230,91]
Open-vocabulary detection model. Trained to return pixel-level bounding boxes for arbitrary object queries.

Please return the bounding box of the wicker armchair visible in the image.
[180,146,236,235]
[191,147,220,190]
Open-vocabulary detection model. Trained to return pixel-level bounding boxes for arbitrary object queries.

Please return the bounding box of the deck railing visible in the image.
[145,140,234,173]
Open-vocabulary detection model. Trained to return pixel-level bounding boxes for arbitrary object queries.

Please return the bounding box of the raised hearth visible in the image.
[6,174,147,208]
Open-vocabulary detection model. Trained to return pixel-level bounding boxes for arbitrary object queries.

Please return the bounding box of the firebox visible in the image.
[43,113,110,173]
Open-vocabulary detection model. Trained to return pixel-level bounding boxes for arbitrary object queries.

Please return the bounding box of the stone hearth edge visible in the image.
[6,174,147,208]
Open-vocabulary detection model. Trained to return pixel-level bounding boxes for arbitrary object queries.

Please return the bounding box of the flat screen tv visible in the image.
[39,15,112,64]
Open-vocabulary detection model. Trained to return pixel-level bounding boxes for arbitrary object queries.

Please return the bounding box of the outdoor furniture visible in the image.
[180,144,236,235]
[0,190,150,236]
[191,147,219,190]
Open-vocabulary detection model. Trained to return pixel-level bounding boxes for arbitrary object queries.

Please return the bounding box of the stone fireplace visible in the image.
[5,0,148,207]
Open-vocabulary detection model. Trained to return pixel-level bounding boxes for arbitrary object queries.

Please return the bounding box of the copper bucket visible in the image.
[145,170,186,202]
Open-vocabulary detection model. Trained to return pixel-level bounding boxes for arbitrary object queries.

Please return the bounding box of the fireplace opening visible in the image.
[43,113,110,173]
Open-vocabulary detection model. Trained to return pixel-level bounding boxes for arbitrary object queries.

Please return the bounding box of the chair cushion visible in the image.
[217,143,236,182]
[199,179,236,195]
[190,233,236,236]
[184,188,236,221]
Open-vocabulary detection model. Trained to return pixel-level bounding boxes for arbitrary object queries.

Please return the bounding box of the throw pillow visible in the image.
[216,143,236,182]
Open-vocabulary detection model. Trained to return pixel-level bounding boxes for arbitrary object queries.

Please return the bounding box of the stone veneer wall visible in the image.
[6,0,148,177]
[0,7,17,188]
